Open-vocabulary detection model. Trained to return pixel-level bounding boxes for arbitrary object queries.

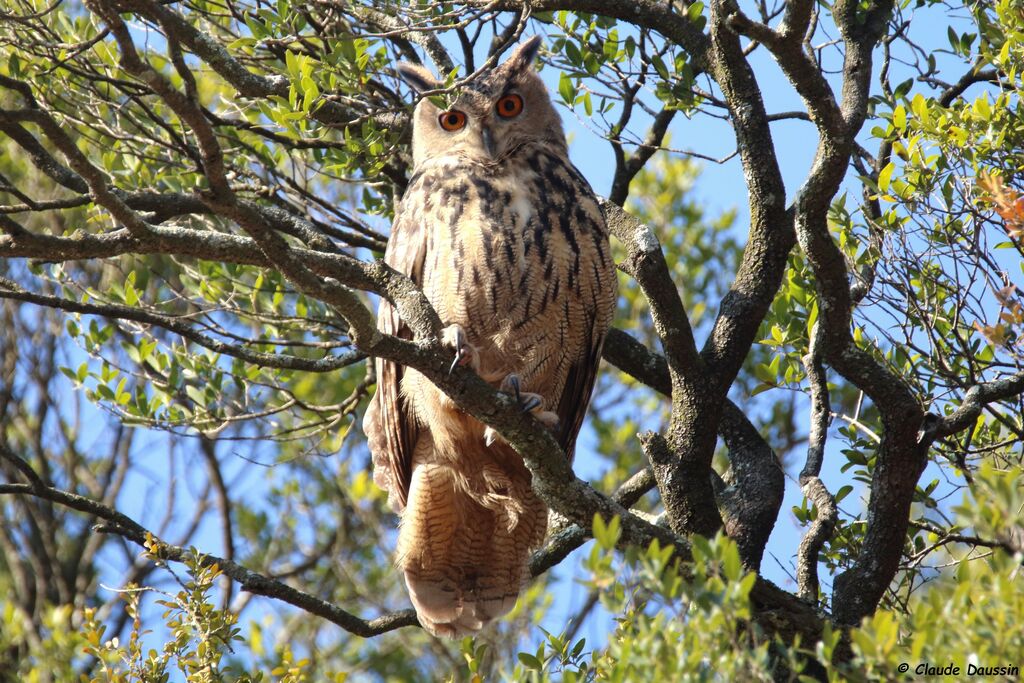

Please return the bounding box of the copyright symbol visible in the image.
[898,663,910,673]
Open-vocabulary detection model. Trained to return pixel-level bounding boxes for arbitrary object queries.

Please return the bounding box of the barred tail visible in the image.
[397,457,545,638]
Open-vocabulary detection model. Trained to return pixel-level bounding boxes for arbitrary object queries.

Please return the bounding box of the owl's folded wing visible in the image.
[552,308,608,462]
[363,210,426,512]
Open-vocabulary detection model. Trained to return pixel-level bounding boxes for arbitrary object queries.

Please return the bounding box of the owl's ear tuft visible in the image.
[396,62,440,94]
[501,36,543,74]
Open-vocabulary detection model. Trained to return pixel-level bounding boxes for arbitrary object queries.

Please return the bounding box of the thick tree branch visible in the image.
[778,0,927,625]
[702,0,793,388]
[937,66,1000,107]
[799,326,830,484]
[716,400,785,572]
[599,201,720,535]
[935,371,1024,438]
[777,0,814,42]
[600,202,702,381]
[796,324,837,602]
[609,0,796,539]
[726,6,845,138]
[601,328,783,569]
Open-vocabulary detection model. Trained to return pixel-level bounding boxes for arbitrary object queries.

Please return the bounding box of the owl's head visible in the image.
[397,37,566,169]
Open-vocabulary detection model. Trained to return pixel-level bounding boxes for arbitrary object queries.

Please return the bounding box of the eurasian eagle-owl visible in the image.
[363,36,616,637]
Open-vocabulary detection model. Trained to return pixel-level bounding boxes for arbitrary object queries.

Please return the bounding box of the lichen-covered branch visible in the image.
[796,324,837,602]
[771,0,930,624]
[600,201,721,536]
[602,327,783,570]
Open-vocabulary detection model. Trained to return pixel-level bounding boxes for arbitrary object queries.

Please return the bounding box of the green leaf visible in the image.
[753,362,776,384]
[592,513,621,550]
[835,485,854,503]
[877,161,895,193]
[973,95,991,120]
[558,72,576,105]
[892,105,907,132]
[564,40,581,67]
[603,31,618,61]
[911,93,928,120]
[517,652,543,670]
[650,55,670,80]
[721,541,742,581]
[185,385,206,406]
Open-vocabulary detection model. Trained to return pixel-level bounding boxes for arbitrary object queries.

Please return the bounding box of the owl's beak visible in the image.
[481,126,498,160]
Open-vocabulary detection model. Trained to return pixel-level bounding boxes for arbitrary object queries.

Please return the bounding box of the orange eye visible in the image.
[438,110,467,131]
[496,94,524,118]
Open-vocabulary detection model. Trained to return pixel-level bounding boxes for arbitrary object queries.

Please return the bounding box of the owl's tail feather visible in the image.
[397,460,546,638]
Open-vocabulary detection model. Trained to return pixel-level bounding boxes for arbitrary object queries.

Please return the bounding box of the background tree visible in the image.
[1,0,1022,680]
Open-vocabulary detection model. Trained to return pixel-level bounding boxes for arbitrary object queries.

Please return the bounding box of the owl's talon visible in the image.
[499,374,545,414]
[500,374,523,402]
[442,324,477,375]
[518,394,541,413]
